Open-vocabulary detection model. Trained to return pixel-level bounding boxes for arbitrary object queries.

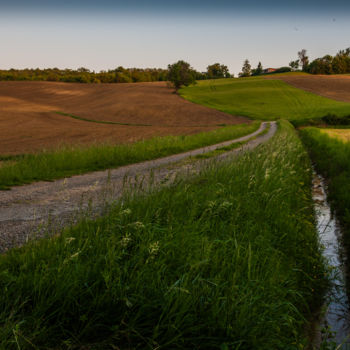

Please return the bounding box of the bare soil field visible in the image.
[274,75,350,103]
[0,81,247,155]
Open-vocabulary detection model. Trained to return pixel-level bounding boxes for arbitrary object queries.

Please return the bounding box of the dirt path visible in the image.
[0,122,276,252]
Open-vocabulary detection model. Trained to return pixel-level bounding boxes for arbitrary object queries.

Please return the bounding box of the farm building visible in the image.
[263,68,277,73]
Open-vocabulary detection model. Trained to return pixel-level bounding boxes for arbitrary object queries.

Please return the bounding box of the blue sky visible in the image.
[1,0,349,75]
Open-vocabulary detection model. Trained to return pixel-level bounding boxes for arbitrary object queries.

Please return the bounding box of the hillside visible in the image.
[0,81,247,155]
[180,75,350,120]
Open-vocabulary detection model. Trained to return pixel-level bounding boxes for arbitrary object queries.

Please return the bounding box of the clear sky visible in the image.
[1,0,349,75]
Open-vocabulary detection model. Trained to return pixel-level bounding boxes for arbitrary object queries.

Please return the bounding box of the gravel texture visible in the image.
[0,121,276,252]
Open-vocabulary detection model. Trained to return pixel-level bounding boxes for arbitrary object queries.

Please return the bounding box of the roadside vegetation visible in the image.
[291,113,350,128]
[0,121,327,349]
[300,127,350,251]
[180,77,350,121]
[0,122,259,189]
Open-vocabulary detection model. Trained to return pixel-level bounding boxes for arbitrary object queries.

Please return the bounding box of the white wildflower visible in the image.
[149,241,160,256]
[120,208,132,216]
[120,234,132,248]
[133,221,145,230]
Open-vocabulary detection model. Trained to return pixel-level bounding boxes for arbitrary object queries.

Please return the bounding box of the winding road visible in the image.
[0,121,276,252]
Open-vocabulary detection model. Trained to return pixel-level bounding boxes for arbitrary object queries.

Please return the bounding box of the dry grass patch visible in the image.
[320,128,350,142]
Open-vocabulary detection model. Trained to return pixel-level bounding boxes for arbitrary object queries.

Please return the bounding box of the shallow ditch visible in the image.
[312,172,350,348]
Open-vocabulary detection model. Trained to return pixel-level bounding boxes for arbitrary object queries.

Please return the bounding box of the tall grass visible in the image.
[0,121,327,349]
[180,77,350,121]
[0,122,259,189]
[300,127,350,244]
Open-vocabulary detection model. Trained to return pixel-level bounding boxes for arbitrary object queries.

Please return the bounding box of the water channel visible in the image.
[312,172,350,348]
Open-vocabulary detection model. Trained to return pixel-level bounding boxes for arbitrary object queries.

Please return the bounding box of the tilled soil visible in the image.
[0,122,276,252]
[275,75,350,103]
[0,81,248,155]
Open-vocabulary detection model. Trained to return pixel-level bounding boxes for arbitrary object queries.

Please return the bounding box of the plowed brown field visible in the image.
[275,75,350,103]
[0,81,247,155]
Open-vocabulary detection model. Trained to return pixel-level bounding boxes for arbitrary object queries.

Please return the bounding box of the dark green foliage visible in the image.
[322,113,350,125]
[239,59,251,77]
[0,67,169,83]
[206,63,231,79]
[167,60,197,91]
[251,61,263,76]
[291,114,350,128]
[306,48,350,75]
[289,60,300,71]
[0,121,326,349]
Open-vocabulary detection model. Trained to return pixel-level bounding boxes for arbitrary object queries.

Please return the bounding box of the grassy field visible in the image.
[180,77,350,121]
[300,127,350,247]
[0,122,259,190]
[319,128,350,142]
[0,121,327,349]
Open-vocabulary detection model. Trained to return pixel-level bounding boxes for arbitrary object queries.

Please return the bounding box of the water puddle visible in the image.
[312,172,350,348]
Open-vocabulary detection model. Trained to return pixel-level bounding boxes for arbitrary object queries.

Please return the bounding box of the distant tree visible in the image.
[298,49,309,71]
[298,47,350,75]
[256,61,263,74]
[206,63,230,79]
[289,60,299,71]
[239,59,251,77]
[252,61,263,76]
[167,60,196,91]
[77,67,91,73]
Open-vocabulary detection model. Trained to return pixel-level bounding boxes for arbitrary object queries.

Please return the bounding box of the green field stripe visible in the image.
[55,111,241,128]
[55,111,153,127]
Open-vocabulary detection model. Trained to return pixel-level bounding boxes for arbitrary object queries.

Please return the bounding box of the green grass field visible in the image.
[180,77,350,121]
[0,121,327,349]
[0,121,259,190]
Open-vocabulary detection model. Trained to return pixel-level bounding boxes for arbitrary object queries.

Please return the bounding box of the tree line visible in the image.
[2,47,348,87]
[0,63,234,84]
[0,67,169,83]
[299,48,350,75]
[239,47,350,77]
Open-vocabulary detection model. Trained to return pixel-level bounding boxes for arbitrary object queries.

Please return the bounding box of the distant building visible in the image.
[263,68,277,74]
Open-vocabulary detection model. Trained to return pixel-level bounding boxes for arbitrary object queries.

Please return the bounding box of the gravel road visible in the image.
[0,121,276,252]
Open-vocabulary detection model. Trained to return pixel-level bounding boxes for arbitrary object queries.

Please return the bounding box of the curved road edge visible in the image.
[0,121,277,252]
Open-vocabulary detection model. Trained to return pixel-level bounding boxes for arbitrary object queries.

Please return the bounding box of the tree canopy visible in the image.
[298,49,309,71]
[167,60,197,91]
[0,67,169,84]
[206,63,231,79]
[306,48,350,74]
[239,59,252,77]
